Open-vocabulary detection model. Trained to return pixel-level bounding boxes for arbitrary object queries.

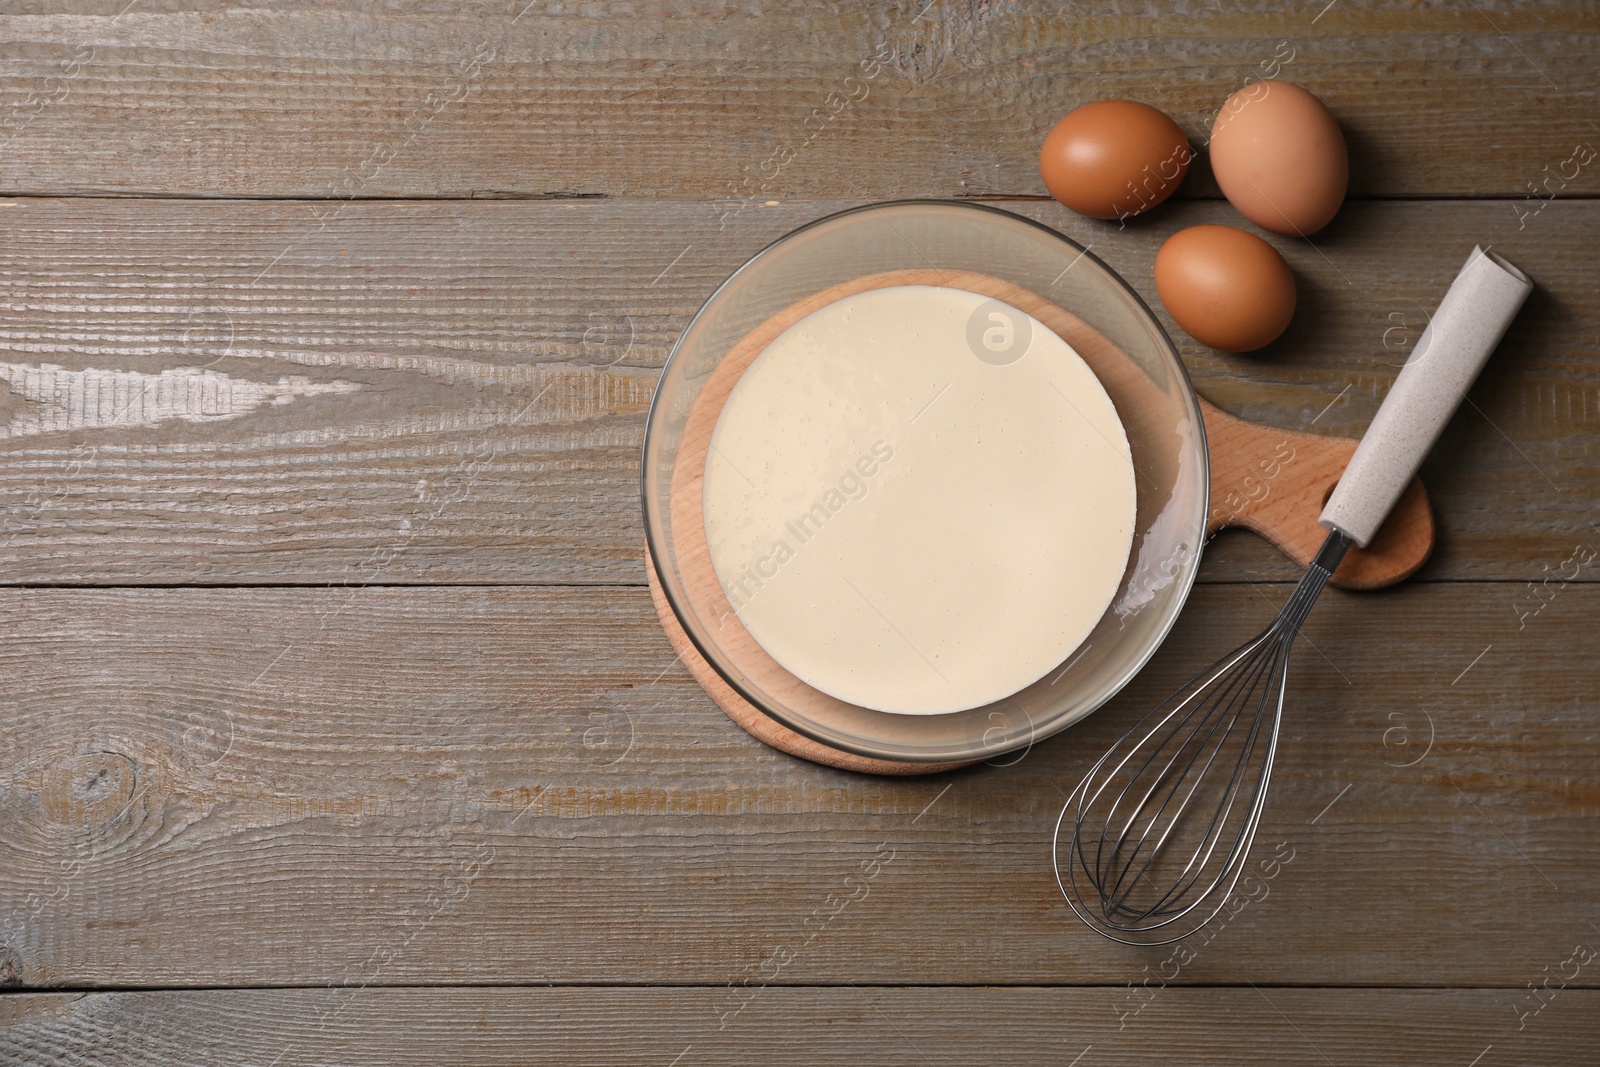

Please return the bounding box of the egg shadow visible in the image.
[1337,123,1391,200]
[1260,266,1343,363]
[1180,141,1221,199]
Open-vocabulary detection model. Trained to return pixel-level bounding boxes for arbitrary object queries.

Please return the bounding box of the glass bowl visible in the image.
[642,201,1207,763]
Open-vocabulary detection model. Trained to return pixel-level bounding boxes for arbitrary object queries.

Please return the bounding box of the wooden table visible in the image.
[1,3,1596,1063]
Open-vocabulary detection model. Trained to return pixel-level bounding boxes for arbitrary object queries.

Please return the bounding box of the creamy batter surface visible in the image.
[702,284,1136,714]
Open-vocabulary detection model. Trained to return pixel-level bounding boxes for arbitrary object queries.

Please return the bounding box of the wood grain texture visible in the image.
[0,197,1592,585]
[3,987,1598,1066]
[1199,397,1433,588]
[0,3,1595,199]
[0,3,1593,1059]
[0,582,1593,988]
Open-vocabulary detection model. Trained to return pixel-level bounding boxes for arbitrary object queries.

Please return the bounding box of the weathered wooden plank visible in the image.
[0,582,1593,988]
[3,987,1597,1066]
[0,197,1592,584]
[0,2,1595,200]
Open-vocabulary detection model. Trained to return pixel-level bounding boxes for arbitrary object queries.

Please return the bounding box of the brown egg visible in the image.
[1155,225,1296,353]
[1040,100,1191,220]
[1209,81,1348,236]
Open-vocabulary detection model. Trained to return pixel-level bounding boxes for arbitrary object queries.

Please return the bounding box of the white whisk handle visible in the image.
[1320,246,1532,548]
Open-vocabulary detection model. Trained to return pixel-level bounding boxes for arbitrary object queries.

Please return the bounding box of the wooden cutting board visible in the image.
[649,270,1434,775]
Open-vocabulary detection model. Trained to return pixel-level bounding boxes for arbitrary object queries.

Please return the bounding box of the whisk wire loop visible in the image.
[1055,530,1352,945]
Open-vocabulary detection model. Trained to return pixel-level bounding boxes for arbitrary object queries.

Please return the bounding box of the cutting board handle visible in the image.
[1200,397,1433,589]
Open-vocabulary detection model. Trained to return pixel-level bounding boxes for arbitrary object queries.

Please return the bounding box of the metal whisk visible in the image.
[1055,245,1533,945]
[1056,531,1347,944]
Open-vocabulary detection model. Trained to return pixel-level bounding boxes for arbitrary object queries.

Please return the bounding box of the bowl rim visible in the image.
[640,198,1210,762]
